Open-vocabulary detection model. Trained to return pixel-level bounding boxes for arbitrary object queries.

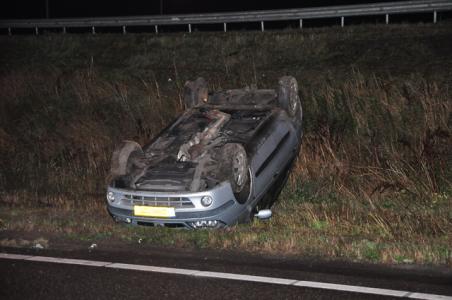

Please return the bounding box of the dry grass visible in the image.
[0,23,451,264]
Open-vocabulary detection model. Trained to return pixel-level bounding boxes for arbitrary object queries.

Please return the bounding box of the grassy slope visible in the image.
[0,23,451,265]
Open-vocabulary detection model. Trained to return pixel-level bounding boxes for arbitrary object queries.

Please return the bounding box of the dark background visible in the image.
[2,0,413,19]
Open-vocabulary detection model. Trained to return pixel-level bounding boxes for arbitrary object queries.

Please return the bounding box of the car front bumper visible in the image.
[106,182,249,229]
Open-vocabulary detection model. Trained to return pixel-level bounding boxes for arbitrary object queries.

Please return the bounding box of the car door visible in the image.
[250,113,298,202]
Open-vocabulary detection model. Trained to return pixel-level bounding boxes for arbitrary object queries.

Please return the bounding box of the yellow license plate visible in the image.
[133,206,175,218]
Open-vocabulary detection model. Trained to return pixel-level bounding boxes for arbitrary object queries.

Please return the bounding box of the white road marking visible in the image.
[25,256,111,267]
[1,252,451,300]
[0,253,33,260]
[195,270,298,285]
[408,294,452,300]
[107,263,199,275]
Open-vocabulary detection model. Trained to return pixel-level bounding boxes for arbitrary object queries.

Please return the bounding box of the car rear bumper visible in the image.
[106,182,249,229]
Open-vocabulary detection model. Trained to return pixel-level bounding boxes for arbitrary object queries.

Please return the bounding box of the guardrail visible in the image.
[1,0,451,35]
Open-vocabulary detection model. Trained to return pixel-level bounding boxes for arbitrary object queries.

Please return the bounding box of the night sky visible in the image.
[2,0,411,19]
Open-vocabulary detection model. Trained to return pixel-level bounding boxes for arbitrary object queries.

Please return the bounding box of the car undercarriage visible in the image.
[107,76,302,228]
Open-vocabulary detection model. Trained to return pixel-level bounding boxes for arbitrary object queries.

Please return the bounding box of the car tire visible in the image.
[220,143,251,204]
[183,77,208,109]
[110,140,146,178]
[277,76,301,118]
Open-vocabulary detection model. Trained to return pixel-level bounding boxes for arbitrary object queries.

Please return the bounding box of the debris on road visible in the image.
[32,243,44,249]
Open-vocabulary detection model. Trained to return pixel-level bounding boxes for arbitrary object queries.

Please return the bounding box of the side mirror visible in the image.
[255,209,272,220]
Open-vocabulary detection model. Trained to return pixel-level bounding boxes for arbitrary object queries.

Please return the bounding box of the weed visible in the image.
[0,23,451,264]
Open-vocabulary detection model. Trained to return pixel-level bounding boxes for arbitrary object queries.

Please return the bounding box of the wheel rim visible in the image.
[232,150,247,189]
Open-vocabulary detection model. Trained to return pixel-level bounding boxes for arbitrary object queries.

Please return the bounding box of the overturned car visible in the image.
[106,76,302,228]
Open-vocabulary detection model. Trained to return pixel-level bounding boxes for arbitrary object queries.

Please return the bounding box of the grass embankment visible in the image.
[0,23,451,265]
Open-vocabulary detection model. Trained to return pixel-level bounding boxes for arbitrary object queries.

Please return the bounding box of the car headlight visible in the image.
[200,196,213,207]
[107,191,115,203]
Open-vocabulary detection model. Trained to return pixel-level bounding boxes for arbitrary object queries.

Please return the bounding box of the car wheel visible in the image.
[110,140,146,178]
[183,77,208,109]
[277,76,301,118]
[220,143,250,204]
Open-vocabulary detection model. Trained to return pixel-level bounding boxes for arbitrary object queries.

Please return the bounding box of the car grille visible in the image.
[121,194,195,208]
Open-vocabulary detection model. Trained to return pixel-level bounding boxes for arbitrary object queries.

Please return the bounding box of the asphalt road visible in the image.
[1,246,451,299]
